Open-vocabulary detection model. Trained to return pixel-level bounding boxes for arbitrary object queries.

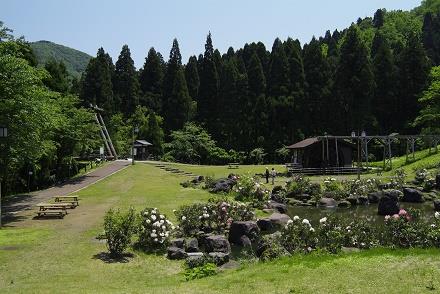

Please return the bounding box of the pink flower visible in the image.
[398,209,407,216]
[392,214,399,219]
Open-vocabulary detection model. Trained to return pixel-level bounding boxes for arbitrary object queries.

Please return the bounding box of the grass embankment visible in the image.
[1,163,440,293]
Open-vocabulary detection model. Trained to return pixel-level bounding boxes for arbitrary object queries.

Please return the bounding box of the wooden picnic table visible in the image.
[36,203,68,218]
[228,162,239,169]
[54,195,79,207]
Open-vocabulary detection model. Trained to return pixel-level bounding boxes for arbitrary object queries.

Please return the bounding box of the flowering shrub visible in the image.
[175,199,254,237]
[234,174,270,206]
[322,177,345,200]
[342,178,380,197]
[100,207,137,257]
[343,219,378,249]
[390,168,406,190]
[279,216,317,254]
[138,208,175,251]
[286,175,321,198]
[258,233,289,261]
[315,217,345,253]
[414,168,430,184]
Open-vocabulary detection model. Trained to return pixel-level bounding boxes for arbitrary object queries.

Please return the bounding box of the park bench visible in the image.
[36,209,67,218]
[54,195,79,207]
[228,163,239,169]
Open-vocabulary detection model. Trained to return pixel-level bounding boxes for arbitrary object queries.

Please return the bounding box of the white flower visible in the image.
[172,209,176,213]
[161,225,166,230]
[310,227,315,232]
[151,215,157,221]
[287,220,293,225]
[203,213,210,218]
[160,215,165,219]
[171,226,175,230]
[150,233,157,238]
[166,220,171,224]
[435,212,440,219]
[159,233,164,237]
[302,219,310,226]
[165,232,169,237]
[143,211,149,216]
[431,224,436,228]
[199,216,202,219]
[181,216,187,221]
[159,220,164,225]
[152,229,156,233]
[361,242,365,247]
[319,217,327,224]
[293,216,300,221]
[154,238,158,242]
[146,219,151,224]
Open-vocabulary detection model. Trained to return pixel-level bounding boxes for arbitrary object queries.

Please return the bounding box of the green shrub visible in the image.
[390,168,406,190]
[259,234,289,261]
[316,217,345,253]
[234,174,270,206]
[280,216,317,254]
[184,254,211,269]
[101,207,136,257]
[184,263,217,281]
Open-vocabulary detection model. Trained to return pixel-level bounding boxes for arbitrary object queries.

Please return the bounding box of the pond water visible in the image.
[286,202,436,224]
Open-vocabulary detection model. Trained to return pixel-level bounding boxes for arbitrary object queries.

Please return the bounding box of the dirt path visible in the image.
[2,160,130,224]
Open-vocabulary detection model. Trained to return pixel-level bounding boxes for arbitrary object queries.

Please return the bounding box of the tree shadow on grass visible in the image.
[92,252,134,264]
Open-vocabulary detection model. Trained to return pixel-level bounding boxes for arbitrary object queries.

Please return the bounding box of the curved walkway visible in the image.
[2,160,130,223]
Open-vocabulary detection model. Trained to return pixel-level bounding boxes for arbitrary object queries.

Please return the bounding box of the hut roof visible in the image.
[134,140,152,147]
[286,138,319,149]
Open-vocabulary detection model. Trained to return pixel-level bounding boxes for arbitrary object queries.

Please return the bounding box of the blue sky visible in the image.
[3,0,421,67]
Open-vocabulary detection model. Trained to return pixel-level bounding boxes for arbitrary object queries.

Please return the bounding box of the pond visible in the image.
[286,202,436,224]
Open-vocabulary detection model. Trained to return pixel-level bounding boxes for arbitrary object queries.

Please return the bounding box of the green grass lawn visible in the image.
[1,163,440,293]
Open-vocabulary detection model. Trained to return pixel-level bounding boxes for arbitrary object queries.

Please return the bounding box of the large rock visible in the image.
[434,200,440,211]
[170,238,185,249]
[205,235,231,253]
[267,201,288,213]
[368,192,382,204]
[271,186,285,195]
[319,197,337,208]
[358,195,369,205]
[436,174,440,189]
[239,235,252,248]
[191,175,204,184]
[208,252,230,266]
[269,213,291,229]
[338,200,351,208]
[167,247,188,260]
[378,190,400,216]
[346,196,358,206]
[228,221,260,245]
[402,188,425,203]
[257,218,274,231]
[256,232,282,257]
[185,238,199,253]
[211,178,236,193]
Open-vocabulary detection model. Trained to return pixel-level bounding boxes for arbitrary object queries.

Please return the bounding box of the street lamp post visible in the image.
[0,126,8,228]
[132,126,139,166]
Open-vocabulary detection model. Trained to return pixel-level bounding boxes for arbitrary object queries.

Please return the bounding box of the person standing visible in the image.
[265,167,270,184]
[271,167,276,185]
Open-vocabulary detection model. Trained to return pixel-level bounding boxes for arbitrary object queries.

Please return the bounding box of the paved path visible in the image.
[2,160,130,223]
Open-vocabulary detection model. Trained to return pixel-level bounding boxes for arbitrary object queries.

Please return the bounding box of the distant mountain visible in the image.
[30,40,92,78]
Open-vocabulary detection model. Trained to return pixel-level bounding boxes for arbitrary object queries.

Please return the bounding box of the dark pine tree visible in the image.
[185,55,200,102]
[422,12,440,66]
[80,47,114,115]
[162,39,193,131]
[147,112,164,155]
[334,25,375,133]
[396,33,430,131]
[198,32,219,135]
[373,9,385,28]
[371,32,398,133]
[139,47,164,113]
[303,37,333,135]
[113,45,140,116]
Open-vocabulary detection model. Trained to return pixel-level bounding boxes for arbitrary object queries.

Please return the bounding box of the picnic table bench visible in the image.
[54,195,79,207]
[228,163,239,169]
[36,203,68,218]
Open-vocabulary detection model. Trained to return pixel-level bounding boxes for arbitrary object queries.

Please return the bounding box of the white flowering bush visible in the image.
[322,177,345,200]
[279,216,317,254]
[342,178,380,197]
[138,208,175,251]
[234,174,270,206]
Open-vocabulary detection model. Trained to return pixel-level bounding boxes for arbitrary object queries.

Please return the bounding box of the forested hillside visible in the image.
[79,0,440,163]
[31,40,92,77]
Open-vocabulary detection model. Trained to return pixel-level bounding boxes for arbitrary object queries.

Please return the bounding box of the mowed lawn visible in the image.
[1,163,440,293]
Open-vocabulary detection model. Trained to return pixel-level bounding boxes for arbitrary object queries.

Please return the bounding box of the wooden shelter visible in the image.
[133,140,152,160]
[287,137,355,168]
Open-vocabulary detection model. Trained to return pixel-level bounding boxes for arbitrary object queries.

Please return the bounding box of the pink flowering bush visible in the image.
[138,208,175,251]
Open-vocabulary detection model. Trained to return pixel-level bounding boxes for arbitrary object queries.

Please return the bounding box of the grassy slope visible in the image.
[30,40,92,78]
[1,163,440,293]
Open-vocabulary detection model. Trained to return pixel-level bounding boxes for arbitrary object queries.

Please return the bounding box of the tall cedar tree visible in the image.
[147,112,165,155]
[198,33,219,134]
[248,53,268,147]
[373,9,385,28]
[303,38,333,135]
[185,56,200,102]
[334,25,374,133]
[80,47,114,115]
[372,32,398,133]
[396,33,430,131]
[422,12,440,66]
[139,47,164,112]
[162,39,193,131]
[113,45,140,116]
